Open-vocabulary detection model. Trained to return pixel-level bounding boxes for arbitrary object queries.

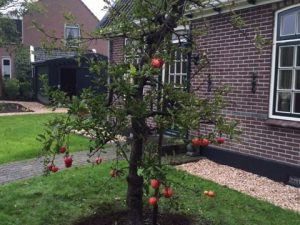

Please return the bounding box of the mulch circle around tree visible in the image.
[75,210,192,225]
[0,103,33,113]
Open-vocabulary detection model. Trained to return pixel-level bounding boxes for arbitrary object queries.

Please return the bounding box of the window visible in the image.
[124,38,141,64]
[2,57,11,79]
[270,5,300,120]
[164,48,188,87]
[163,27,189,88]
[64,24,80,47]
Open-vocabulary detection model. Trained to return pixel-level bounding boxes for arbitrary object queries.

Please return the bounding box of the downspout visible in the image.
[185,22,193,142]
[107,38,112,96]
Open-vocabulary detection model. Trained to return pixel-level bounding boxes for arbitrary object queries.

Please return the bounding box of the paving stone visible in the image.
[0,147,117,185]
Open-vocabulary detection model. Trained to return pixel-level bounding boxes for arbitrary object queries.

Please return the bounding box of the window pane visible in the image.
[170,63,174,73]
[277,92,291,112]
[182,61,187,73]
[278,70,292,89]
[176,75,181,84]
[176,62,181,73]
[2,59,11,77]
[3,59,10,66]
[65,26,80,40]
[296,71,300,90]
[281,13,296,36]
[280,47,294,67]
[298,13,300,33]
[176,49,181,60]
[169,75,174,83]
[171,51,175,61]
[297,46,300,66]
[294,93,300,113]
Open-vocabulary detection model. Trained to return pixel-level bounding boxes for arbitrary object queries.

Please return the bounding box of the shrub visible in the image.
[19,81,33,100]
[4,79,20,100]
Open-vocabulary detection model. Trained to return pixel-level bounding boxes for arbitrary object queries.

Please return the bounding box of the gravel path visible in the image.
[0,100,67,116]
[0,148,117,185]
[176,159,300,213]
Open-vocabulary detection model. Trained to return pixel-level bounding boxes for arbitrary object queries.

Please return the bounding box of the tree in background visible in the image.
[38,1,269,224]
[0,0,36,98]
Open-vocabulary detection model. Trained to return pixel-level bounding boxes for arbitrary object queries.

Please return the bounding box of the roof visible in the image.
[32,51,107,66]
[98,0,282,28]
[33,47,76,63]
[98,0,132,28]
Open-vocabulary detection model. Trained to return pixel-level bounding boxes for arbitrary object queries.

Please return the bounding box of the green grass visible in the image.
[0,114,90,164]
[0,162,299,225]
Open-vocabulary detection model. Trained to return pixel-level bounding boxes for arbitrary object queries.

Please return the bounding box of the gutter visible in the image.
[187,0,283,21]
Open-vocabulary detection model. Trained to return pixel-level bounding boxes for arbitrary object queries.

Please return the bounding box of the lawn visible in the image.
[0,161,299,225]
[0,114,90,164]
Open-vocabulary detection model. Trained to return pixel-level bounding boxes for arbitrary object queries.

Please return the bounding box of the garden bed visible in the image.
[0,103,33,113]
[1,162,299,225]
[75,208,191,225]
[177,159,300,213]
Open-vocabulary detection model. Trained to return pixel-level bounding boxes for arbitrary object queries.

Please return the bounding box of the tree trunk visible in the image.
[127,116,146,225]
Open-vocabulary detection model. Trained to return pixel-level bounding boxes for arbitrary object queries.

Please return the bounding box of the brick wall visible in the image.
[190,3,300,167]
[23,0,108,55]
[108,2,300,167]
[111,37,125,64]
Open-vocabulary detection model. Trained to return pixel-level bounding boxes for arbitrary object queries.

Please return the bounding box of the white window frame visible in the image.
[2,57,11,79]
[162,25,189,87]
[64,24,80,47]
[269,4,300,121]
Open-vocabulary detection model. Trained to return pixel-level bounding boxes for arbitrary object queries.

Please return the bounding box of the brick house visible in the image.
[100,0,300,184]
[0,0,107,97]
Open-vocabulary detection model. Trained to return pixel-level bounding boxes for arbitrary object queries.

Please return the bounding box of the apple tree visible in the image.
[37,0,270,224]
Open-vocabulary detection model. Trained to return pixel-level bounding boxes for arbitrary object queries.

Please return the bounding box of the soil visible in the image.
[75,209,192,225]
[0,103,33,113]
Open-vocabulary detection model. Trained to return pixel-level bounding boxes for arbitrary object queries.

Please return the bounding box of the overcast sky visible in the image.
[81,0,107,20]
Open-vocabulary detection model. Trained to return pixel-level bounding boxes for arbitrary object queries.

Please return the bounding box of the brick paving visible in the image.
[0,101,118,185]
[0,148,117,185]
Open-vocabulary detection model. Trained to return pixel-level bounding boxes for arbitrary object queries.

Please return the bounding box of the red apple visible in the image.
[200,138,209,147]
[47,164,53,170]
[151,58,164,69]
[161,187,173,198]
[203,190,209,195]
[207,191,215,197]
[148,197,157,206]
[192,137,201,147]
[150,179,159,189]
[64,156,73,168]
[216,137,225,144]
[110,169,118,177]
[95,157,102,165]
[51,166,59,173]
[59,146,66,154]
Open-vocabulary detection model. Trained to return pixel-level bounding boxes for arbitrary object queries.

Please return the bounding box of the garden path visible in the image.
[0,100,67,116]
[0,148,117,185]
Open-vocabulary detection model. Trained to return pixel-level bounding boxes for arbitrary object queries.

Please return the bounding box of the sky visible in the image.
[81,0,107,20]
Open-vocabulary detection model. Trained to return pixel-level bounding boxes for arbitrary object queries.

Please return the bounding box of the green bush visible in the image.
[19,81,33,100]
[4,79,19,100]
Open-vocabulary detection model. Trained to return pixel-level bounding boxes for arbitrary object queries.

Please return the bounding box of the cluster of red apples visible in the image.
[192,136,225,147]
[47,146,103,173]
[148,179,173,206]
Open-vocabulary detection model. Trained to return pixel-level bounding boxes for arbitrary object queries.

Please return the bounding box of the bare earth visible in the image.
[0,100,67,116]
[176,159,300,213]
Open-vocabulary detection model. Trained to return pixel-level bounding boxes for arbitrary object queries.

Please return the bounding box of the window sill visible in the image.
[265,119,300,130]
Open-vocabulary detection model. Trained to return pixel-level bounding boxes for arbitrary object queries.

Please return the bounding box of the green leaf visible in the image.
[137,168,144,176]
[129,64,136,76]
